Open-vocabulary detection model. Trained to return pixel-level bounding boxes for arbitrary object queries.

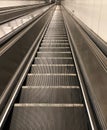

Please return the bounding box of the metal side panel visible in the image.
[0,6,55,111]
[62,6,107,130]
[0,6,56,129]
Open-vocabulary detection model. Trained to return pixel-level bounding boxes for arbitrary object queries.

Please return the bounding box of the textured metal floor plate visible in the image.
[44,37,68,40]
[19,88,82,103]
[34,58,73,64]
[37,52,72,57]
[26,75,79,86]
[39,47,71,52]
[45,32,67,35]
[45,35,67,37]
[42,40,68,43]
[9,107,90,130]
[31,65,76,73]
[44,35,67,37]
[41,43,69,47]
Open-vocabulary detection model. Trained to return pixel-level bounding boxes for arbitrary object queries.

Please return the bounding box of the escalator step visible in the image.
[9,106,89,130]
[19,88,82,103]
[34,58,73,64]
[41,43,69,47]
[42,40,68,43]
[44,35,67,36]
[39,47,71,52]
[36,52,72,57]
[44,37,68,40]
[31,65,76,73]
[26,75,79,86]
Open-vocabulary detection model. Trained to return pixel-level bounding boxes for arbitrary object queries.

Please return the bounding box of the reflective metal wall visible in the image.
[0,0,46,7]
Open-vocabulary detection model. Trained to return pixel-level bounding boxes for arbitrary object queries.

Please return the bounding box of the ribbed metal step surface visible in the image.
[19,88,82,103]
[44,36,68,40]
[39,47,71,52]
[9,6,91,130]
[37,52,72,57]
[9,106,89,130]
[26,74,79,86]
[34,58,74,64]
[41,43,70,47]
[31,65,76,73]
[42,39,68,43]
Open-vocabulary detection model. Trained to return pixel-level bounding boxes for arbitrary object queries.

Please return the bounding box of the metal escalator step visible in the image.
[43,37,68,40]
[45,33,67,35]
[48,26,65,27]
[46,30,66,31]
[28,73,77,76]
[45,32,67,34]
[47,25,65,27]
[46,29,66,31]
[19,88,82,103]
[31,65,76,73]
[39,47,70,48]
[41,43,69,47]
[45,34,67,37]
[41,43,69,45]
[9,106,89,130]
[22,86,80,88]
[42,40,68,43]
[39,47,70,52]
[37,52,72,57]
[26,75,79,86]
[34,58,73,64]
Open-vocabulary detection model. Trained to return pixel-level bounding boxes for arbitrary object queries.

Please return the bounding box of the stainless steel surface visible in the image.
[0,5,55,129]
[19,88,82,103]
[8,5,91,130]
[9,107,88,130]
[0,5,53,41]
[62,5,107,130]
[31,65,76,73]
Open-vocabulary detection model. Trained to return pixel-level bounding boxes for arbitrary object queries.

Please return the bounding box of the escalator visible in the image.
[3,6,94,130]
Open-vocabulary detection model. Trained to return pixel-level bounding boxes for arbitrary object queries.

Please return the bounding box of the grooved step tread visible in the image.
[9,107,90,130]
[41,44,70,47]
[42,40,68,43]
[34,58,73,64]
[26,75,79,86]
[19,88,82,103]
[31,65,76,73]
[36,52,72,57]
[44,37,68,40]
[39,48,71,52]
